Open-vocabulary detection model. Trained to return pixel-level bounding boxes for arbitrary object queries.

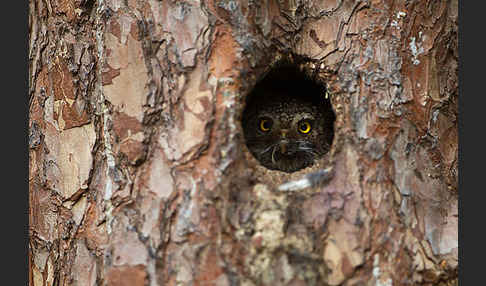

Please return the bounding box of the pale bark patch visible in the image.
[43,123,96,199]
[71,195,88,225]
[72,240,97,286]
[104,31,148,122]
[112,216,149,266]
[147,148,174,199]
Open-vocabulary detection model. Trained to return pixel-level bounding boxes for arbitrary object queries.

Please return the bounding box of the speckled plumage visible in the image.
[243,84,334,173]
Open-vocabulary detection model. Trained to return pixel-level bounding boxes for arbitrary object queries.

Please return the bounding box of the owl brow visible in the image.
[295,113,315,121]
[257,111,275,119]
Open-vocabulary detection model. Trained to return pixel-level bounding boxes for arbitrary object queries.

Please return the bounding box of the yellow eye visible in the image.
[298,121,312,134]
[259,118,272,132]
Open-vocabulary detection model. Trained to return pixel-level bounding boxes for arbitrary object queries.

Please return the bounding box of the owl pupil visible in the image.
[296,121,310,133]
[259,118,272,131]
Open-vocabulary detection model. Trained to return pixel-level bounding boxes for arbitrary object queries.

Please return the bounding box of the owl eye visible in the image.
[259,118,272,132]
[298,120,312,134]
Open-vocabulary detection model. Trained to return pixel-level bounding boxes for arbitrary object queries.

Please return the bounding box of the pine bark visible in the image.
[29,0,458,285]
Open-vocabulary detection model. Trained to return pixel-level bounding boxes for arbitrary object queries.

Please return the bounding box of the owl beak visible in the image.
[280,129,289,154]
[280,142,287,154]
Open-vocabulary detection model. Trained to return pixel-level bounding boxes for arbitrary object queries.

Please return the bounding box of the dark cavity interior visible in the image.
[242,64,335,173]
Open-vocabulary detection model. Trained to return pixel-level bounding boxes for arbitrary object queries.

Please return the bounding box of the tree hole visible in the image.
[242,63,335,173]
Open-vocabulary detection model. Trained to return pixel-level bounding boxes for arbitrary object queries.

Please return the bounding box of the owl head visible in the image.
[243,90,333,173]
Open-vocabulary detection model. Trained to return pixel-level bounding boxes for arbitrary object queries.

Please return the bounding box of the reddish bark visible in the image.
[29,0,458,285]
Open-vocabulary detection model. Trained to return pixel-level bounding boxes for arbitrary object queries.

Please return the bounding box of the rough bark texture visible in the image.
[29,0,458,285]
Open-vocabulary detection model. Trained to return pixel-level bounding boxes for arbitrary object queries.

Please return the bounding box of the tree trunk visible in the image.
[29,0,458,285]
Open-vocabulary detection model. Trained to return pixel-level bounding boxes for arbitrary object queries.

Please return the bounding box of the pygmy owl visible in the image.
[242,73,334,173]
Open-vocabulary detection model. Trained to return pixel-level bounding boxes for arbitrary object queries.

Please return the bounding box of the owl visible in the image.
[242,72,334,173]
